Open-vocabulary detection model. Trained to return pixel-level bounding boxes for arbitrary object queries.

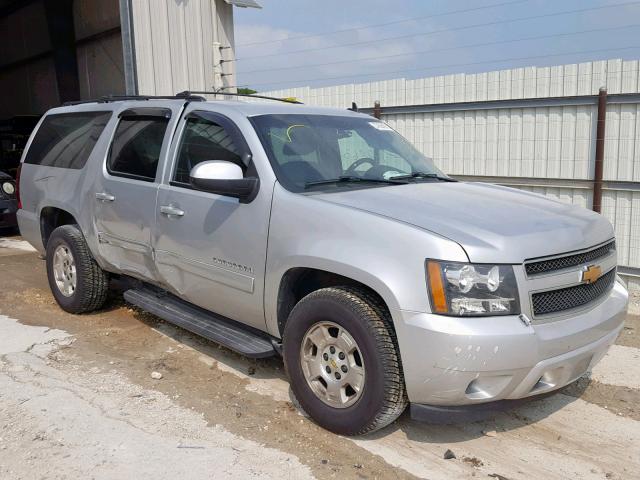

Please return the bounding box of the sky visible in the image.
[232,0,640,92]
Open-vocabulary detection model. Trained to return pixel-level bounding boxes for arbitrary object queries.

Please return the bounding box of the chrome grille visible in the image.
[531,268,616,316]
[525,241,615,276]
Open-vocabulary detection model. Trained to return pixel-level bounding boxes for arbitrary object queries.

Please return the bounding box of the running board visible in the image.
[123,288,277,358]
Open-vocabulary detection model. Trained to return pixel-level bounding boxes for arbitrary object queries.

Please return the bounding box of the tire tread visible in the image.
[47,225,108,313]
[290,286,408,435]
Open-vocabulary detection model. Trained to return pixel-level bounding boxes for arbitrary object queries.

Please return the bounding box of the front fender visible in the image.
[264,184,468,337]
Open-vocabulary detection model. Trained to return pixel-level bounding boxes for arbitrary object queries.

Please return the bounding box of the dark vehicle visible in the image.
[0,115,41,178]
[0,170,18,230]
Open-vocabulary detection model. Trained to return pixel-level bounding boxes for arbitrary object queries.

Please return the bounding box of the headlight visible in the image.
[427,260,520,316]
[2,181,15,196]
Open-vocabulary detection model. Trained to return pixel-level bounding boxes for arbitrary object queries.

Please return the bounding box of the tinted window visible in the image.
[107,116,169,182]
[24,112,111,169]
[173,117,242,185]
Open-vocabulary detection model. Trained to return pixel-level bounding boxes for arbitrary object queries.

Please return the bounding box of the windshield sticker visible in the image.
[369,122,394,131]
[286,124,307,142]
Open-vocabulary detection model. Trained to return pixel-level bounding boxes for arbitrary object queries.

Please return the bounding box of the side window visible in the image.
[107,114,169,182]
[173,117,242,185]
[24,111,111,169]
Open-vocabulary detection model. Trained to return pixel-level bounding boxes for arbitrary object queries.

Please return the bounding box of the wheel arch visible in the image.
[273,263,401,338]
[40,206,79,249]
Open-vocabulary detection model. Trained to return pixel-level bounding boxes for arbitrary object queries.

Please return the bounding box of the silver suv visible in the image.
[17,94,628,435]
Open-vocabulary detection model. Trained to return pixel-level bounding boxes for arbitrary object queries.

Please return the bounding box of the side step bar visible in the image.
[123,288,277,358]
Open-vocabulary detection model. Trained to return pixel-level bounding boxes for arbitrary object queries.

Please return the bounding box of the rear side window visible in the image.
[107,114,169,182]
[24,112,111,169]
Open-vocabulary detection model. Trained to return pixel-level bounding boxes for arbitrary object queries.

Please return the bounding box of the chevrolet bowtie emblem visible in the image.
[581,265,602,284]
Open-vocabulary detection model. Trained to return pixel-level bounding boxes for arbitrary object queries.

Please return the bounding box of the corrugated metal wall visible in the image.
[129,0,235,95]
[261,59,640,289]
[263,59,640,106]
[75,0,124,99]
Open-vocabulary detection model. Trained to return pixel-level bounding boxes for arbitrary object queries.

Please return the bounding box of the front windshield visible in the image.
[250,114,447,192]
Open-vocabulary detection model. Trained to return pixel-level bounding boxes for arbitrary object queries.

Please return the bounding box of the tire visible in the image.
[46,224,109,313]
[283,286,407,435]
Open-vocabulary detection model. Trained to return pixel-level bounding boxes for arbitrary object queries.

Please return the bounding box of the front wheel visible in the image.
[283,286,407,435]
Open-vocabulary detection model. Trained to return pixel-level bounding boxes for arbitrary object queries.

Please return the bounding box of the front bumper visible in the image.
[0,198,18,228]
[392,280,628,407]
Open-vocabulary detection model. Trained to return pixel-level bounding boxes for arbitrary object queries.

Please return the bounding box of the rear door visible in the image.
[94,105,182,281]
[153,107,272,330]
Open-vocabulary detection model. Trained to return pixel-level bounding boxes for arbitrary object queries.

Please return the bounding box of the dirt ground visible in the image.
[0,235,639,480]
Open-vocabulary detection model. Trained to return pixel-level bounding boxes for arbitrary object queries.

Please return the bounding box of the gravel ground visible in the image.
[1,237,639,480]
[628,289,640,315]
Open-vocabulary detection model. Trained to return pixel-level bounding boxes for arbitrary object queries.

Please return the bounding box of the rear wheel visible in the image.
[46,225,108,313]
[283,286,407,435]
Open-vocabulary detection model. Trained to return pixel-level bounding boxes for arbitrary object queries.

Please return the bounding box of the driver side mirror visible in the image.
[189,160,259,203]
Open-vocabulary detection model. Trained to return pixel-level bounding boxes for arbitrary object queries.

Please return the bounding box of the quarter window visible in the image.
[173,117,242,185]
[107,115,169,182]
[24,112,111,169]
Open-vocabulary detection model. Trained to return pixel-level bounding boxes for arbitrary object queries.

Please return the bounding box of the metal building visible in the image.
[262,59,640,291]
[0,0,260,120]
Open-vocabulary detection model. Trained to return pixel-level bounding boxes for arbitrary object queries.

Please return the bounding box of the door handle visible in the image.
[95,192,115,202]
[160,205,185,217]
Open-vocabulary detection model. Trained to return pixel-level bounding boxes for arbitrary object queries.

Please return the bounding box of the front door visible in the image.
[94,106,178,281]
[153,109,272,330]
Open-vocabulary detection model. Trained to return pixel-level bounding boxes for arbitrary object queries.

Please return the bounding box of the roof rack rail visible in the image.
[176,90,303,104]
[62,93,206,106]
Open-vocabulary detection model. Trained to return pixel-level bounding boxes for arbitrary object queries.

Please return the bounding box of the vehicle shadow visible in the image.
[363,386,586,444]
[0,226,20,237]
[128,304,287,382]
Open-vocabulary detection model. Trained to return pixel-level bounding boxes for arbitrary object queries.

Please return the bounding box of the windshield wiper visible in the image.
[391,172,457,182]
[304,175,407,189]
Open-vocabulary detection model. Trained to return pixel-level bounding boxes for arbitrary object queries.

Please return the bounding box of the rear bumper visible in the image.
[392,280,628,406]
[0,198,18,228]
[16,209,44,253]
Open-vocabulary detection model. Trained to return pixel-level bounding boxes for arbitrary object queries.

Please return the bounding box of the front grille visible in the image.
[525,241,616,276]
[531,268,616,316]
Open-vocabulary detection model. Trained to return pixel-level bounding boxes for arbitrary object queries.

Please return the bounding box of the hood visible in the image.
[314,182,613,264]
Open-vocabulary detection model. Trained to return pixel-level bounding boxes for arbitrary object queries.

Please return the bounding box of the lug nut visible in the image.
[335,372,341,380]
[341,365,348,373]
[323,353,329,361]
[338,352,345,360]
[329,346,335,354]
[325,366,331,373]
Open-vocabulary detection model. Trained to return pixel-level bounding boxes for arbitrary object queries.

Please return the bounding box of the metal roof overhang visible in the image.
[224,0,262,8]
